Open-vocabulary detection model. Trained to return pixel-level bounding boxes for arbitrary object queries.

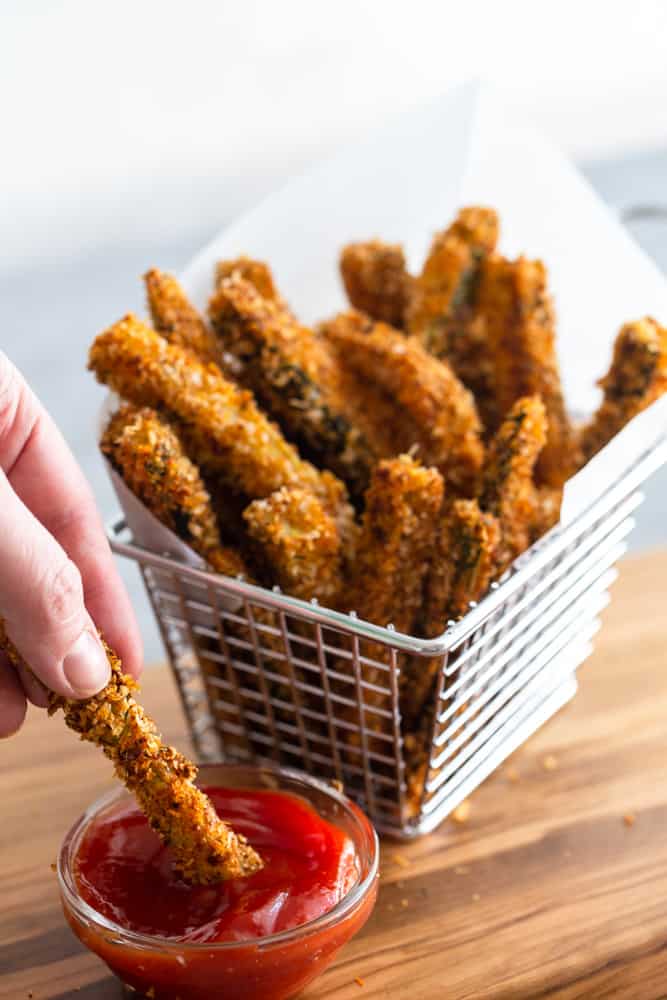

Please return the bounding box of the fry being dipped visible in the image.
[0,622,262,884]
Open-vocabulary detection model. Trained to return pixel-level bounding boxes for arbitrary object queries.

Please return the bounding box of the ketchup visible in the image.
[65,785,377,1000]
[75,786,358,943]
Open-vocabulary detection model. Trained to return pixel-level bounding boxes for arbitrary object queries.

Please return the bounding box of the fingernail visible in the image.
[62,631,111,697]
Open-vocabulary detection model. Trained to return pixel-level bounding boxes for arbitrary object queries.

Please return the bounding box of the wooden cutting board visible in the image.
[2,551,667,1000]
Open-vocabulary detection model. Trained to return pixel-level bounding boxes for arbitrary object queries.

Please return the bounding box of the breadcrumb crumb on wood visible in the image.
[354,976,366,987]
[144,268,219,366]
[322,310,484,495]
[579,317,667,463]
[0,621,262,885]
[452,799,471,824]
[623,812,637,827]
[542,754,558,771]
[340,239,413,328]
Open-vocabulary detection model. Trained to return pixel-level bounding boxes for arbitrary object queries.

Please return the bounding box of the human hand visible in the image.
[0,351,142,736]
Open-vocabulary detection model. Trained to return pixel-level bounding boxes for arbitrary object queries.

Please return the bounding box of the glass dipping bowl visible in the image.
[58,763,379,1000]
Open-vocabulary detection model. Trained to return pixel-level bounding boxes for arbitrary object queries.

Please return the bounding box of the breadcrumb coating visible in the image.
[343,456,443,733]
[478,395,547,574]
[88,315,350,523]
[579,317,667,462]
[531,485,564,540]
[476,255,573,485]
[144,269,219,366]
[215,256,291,316]
[403,500,500,728]
[0,622,262,883]
[322,310,484,495]
[339,240,413,328]
[101,404,247,578]
[406,207,499,430]
[244,487,343,606]
[209,275,379,497]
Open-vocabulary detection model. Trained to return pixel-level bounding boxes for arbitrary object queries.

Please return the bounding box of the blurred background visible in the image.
[2,0,667,662]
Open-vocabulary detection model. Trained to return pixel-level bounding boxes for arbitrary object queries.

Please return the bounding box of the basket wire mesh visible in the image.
[108,415,667,837]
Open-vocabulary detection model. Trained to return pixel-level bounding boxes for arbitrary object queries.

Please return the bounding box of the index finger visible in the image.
[0,353,143,677]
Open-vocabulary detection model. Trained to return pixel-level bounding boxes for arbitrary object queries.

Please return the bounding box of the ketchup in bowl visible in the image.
[58,765,379,1000]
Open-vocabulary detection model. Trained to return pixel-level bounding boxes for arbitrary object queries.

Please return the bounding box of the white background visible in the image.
[2,0,667,273]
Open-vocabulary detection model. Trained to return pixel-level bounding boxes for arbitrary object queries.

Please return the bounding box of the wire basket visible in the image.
[107,404,667,838]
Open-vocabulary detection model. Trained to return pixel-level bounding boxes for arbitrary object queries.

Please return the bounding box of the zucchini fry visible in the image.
[406,206,499,429]
[339,240,413,328]
[476,255,573,485]
[322,311,484,495]
[579,317,667,463]
[215,256,291,315]
[243,487,343,607]
[531,485,564,541]
[341,456,444,746]
[208,274,382,497]
[101,404,247,578]
[88,315,350,523]
[0,623,262,883]
[144,268,219,366]
[478,395,547,575]
[403,500,500,729]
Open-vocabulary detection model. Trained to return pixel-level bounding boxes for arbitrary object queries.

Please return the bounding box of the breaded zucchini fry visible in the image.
[101,404,247,577]
[322,311,484,495]
[243,487,343,606]
[209,275,382,497]
[0,623,262,883]
[478,395,547,574]
[339,240,413,328]
[341,456,444,744]
[403,500,500,728]
[88,316,350,523]
[215,256,290,315]
[476,255,573,485]
[579,317,667,462]
[144,268,219,366]
[406,207,499,428]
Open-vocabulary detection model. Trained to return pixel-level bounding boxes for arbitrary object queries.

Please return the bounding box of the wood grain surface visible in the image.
[2,551,667,1000]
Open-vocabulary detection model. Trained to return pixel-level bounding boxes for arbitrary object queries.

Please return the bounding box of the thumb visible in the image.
[0,471,110,699]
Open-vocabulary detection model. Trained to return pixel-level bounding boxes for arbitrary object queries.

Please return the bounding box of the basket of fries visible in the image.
[95,90,667,837]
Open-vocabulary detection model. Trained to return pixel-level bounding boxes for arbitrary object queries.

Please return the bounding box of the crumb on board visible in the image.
[542,754,558,771]
[50,862,57,873]
[354,977,366,988]
[392,852,410,868]
[401,898,409,908]
[452,799,471,824]
[623,812,636,827]
[472,893,481,902]
[454,865,470,876]
[506,766,520,783]
[330,779,344,793]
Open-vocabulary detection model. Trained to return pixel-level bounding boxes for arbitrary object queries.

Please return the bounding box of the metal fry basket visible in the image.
[107,402,667,838]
